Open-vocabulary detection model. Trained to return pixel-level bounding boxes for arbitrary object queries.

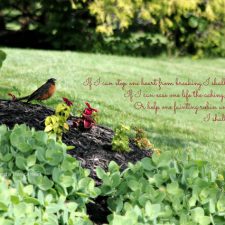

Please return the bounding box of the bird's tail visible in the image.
[14,95,30,102]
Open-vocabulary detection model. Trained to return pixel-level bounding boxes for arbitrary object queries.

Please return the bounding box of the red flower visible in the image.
[63,97,73,106]
[8,93,16,101]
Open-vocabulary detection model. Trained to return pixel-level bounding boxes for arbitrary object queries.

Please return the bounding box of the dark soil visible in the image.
[0,100,152,224]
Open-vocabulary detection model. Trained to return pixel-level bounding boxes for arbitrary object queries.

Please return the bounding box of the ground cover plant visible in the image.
[0,124,224,224]
[0,48,224,170]
[97,152,225,225]
[0,124,99,225]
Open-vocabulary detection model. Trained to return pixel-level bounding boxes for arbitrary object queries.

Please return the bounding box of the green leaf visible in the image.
[191,207,211,225]
[111,173,121,188]
[28,171,43,185]
[10,125,33,153]
[108,161,120,173]
[66,145,75,150]
[27,154,36,167]
[13,202,27,218]
[15,155,27,170]
[59,174,74,188]
[127,179,140,191]
[141,157,155,171]
[0,202,8,211]
[96,167,107,180]
[0,50,6,68]
[188,17,198,28]
[36,147,46,162]
[217,195,225,212]
[24,197,40,205]
[38,176,54,191]
[46,203,63,213]
[145,201,161,220]
[61,156,78,171]
[167,182,182,196]
[152,151,171,168]
[33,131,48,146]
[11,195,20,204]
[45,144,64,166]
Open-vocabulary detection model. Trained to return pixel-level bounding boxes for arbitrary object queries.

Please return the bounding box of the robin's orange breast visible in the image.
[37,84,56,100]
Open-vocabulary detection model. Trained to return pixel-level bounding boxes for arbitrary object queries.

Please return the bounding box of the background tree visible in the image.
[0,0,224,57]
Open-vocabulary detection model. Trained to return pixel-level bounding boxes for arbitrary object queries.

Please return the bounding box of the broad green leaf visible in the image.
[38,176,54,191]
[191,207,211,225]
[141,157,155,171]
[108,161,120,173]
[96,167,107,180]
[152,151,171,168]
[59,175,74,188]
[217,195,225,212]
[15,155,27,170]
[27,154,36,167]
[61,155,78,171]
[145,201,161,220]
[10,125,33,153]
[24,197,40,205]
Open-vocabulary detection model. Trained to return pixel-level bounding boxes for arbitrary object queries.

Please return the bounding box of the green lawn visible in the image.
[1,48,225,169]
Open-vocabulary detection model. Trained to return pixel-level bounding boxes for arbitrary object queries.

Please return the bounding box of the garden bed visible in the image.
[0,100,152,179]
[0,100,153,224]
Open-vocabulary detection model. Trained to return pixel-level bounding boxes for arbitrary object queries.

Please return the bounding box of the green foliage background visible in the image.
[0,0,224,57]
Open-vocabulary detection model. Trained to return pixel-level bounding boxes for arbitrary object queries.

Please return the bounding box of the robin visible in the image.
[15,78,56,102]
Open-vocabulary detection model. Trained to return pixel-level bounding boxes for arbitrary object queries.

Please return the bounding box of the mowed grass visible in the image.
[1,48,225,169]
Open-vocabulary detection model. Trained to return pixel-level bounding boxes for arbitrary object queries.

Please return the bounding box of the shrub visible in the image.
[97,151,225,224]
[90,0,225,57]
[1,0,224,56]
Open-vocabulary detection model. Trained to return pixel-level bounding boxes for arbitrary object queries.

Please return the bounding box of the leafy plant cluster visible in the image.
[112,125,130,152]
[44,98,72,141]
[134,128,153,151]
[112,125,155,153]
[73,102,98,130]
[0,124,225,224]
[0,124,100,225]
[90,0,225,57]
[97,152,225,225]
